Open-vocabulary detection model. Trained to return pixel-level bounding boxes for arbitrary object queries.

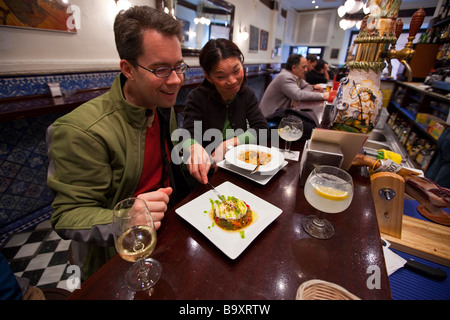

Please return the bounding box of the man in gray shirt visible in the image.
[260,54,329,118]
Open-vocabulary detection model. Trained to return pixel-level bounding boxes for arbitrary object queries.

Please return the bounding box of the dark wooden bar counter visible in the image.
[68,141,391,300]
[0,88,110,122]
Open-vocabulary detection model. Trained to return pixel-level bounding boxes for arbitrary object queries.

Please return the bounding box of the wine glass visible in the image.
[113,197,161,291]
[278,116,303,156]
[301,165,353,239]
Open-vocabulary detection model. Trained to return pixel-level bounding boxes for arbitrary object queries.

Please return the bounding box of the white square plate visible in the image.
[175,181,283,259]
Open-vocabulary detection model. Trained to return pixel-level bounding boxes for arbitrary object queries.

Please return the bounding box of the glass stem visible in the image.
[138,259,148,281]
[284,140,292,152]
[314,211,326,226]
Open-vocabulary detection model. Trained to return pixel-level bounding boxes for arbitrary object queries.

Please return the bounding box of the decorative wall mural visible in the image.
[0,0,76,33]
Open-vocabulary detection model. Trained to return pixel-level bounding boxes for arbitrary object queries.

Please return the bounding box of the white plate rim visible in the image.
[217,160,288,185]
[175,181,283,259]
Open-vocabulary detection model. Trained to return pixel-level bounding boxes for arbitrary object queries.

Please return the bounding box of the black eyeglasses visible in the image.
[136,63,189,78]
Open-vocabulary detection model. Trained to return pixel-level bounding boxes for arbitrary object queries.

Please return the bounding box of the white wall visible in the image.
[0,0,433,75]
[0,0,289,74]
[222,0,282,64]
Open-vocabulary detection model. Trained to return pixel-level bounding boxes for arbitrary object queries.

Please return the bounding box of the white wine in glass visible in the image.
[113,197,161,291]
[302,165,353,239]
[278,116,303,156]
[116,225,157,263]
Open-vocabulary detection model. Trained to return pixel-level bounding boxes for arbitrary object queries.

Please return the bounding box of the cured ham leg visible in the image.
[352,154,450,215]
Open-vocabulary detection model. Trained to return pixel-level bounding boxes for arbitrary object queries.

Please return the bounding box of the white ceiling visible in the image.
[282,0,439,12]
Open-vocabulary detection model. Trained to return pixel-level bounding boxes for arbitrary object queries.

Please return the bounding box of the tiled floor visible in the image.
[0,219,74,292]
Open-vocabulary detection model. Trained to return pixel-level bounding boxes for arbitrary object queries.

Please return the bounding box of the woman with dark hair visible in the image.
[182,38,268,184]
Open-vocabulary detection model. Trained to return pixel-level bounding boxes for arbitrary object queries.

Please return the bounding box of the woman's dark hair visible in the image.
[199,38,244,75]
[114,6,182,66]
[285,54,302,71]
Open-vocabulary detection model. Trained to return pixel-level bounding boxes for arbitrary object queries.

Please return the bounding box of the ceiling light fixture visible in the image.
[114,0,131,11]
[363,2,371,14]
[338,5,346,17]
[337,0,366,30]
[345,0,364,14]
[339,19,356,30]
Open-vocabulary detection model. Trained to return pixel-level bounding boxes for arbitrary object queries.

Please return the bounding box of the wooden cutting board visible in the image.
[382,215,450,267]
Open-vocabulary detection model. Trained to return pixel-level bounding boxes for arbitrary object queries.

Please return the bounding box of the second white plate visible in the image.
[217,160,288,185]
[224,144,285,174]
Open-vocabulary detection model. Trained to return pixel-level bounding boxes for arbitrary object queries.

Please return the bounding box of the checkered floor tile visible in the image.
[0,219,75,292]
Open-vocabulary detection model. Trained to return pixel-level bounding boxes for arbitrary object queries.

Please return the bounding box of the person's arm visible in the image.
[326,64,335,81]
[182,90,214,184]
[47,124,168,246]
[186,142,211,184]
[324,64,330,81]
[283,76,326,101]
[47,123,118,247]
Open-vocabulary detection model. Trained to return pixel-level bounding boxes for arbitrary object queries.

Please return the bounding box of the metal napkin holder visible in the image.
[299,139,344,186]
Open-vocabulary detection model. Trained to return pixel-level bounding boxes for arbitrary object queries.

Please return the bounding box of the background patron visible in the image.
[259,54,329,118]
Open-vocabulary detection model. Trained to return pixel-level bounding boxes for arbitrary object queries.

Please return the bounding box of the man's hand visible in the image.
[137,187,172,230]
[186,143,211,184]
[313,84,324,92]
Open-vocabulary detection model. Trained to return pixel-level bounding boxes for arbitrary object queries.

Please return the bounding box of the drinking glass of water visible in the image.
[302,165,354,239]
[278,116,303,156]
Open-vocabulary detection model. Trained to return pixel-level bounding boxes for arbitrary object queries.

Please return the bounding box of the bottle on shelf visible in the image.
[411,138,425,158]
[420,28,429,43]
[427,27,436,43]
[405,131,417,156]
[415,142,436,171]
[399,123,412,145]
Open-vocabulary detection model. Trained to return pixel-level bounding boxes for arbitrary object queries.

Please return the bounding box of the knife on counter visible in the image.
[403,259,447,281]
[382,239,447,281]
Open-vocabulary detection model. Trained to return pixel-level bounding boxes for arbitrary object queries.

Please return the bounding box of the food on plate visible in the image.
[238,150,272,166]
[209,196,254,231]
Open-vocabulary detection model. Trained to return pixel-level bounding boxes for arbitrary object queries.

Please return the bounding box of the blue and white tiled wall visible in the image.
[0,71,120,99]
[0,65,266,100]
[0,67,210,99]
[0,112,67,247]
[0,70,125,245]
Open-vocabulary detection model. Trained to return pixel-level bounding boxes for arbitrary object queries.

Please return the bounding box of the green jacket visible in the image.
[46,74,189,279]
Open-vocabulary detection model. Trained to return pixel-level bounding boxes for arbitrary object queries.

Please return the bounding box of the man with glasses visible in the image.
[46,6,190,280]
